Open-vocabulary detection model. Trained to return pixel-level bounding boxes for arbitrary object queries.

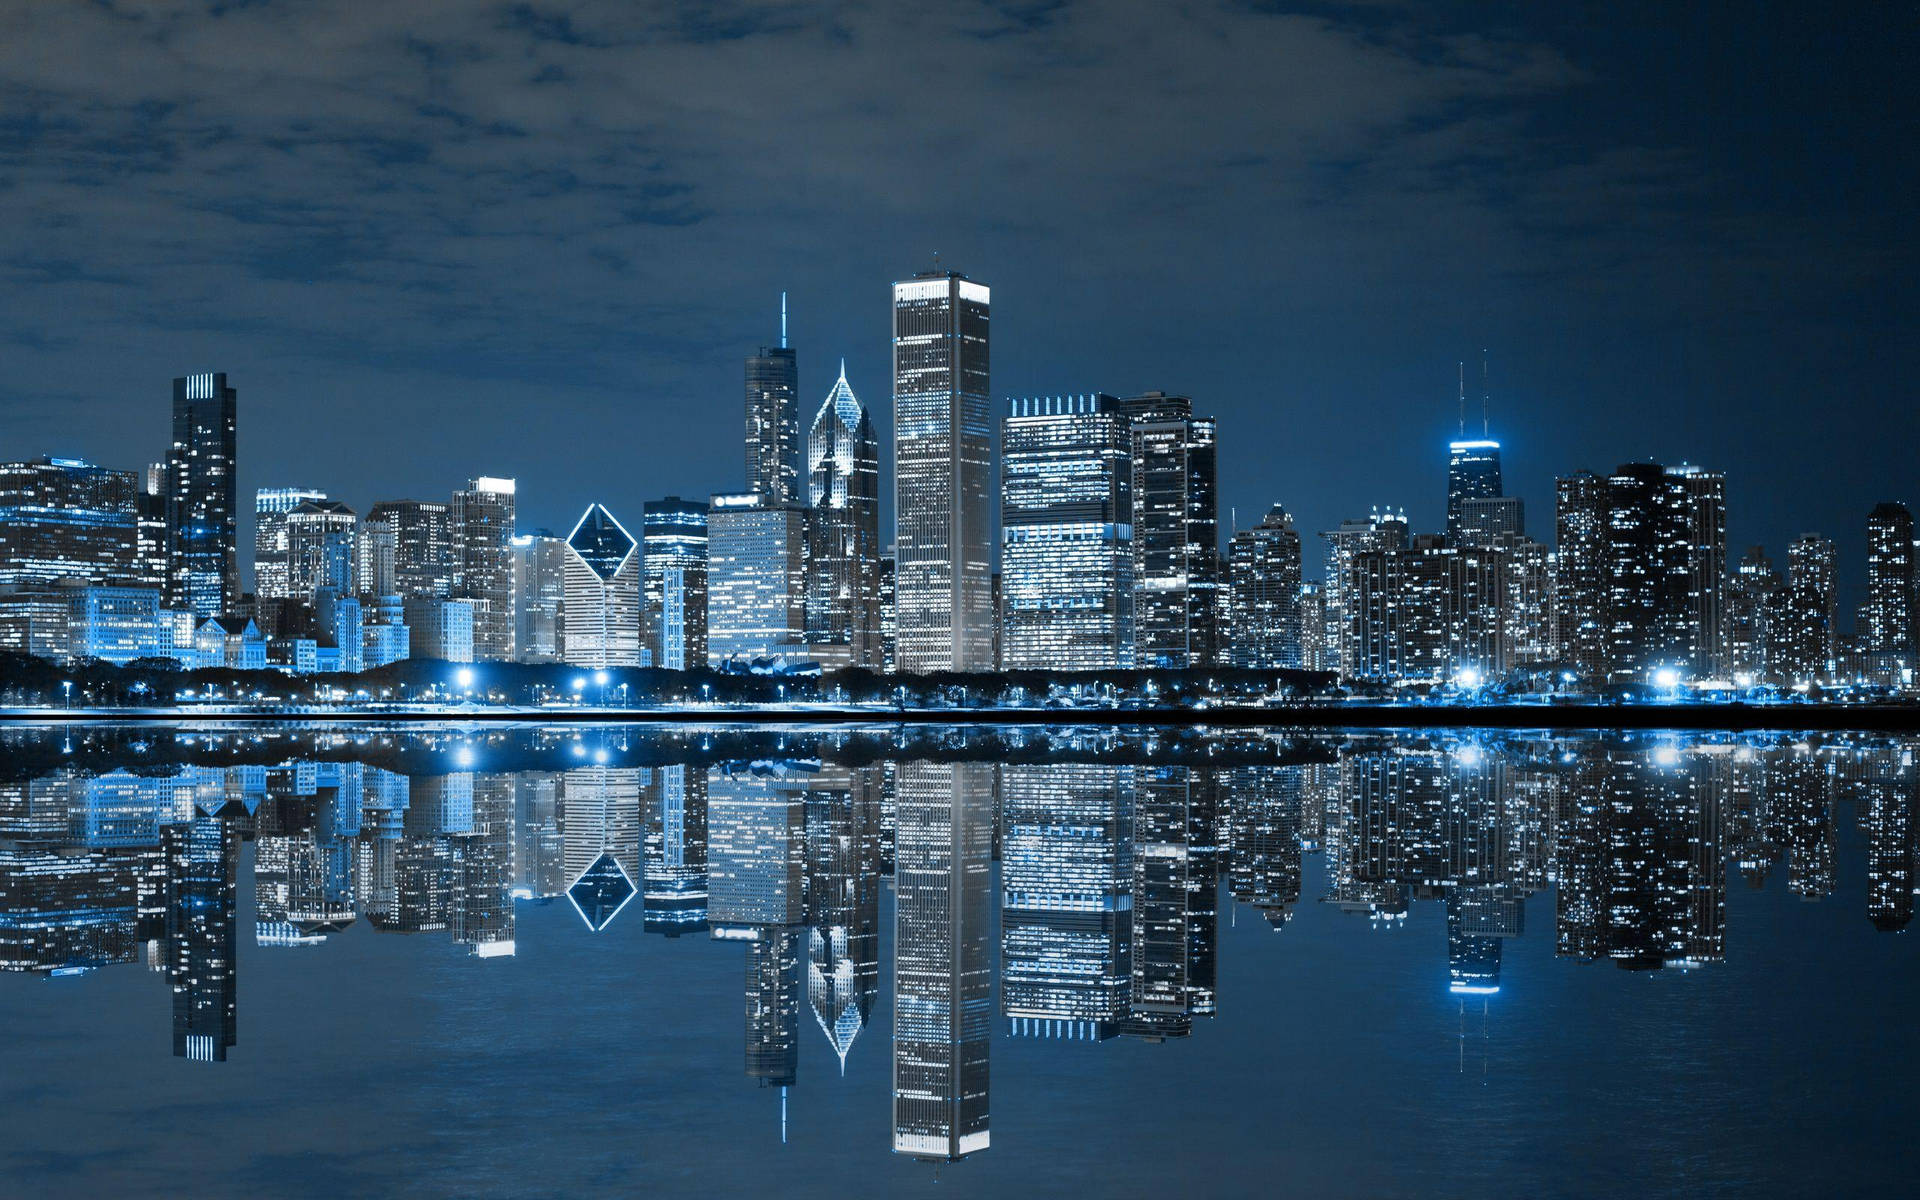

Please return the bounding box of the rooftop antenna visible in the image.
[1481,348,1489,438]
[1457,361,1466,437]
[780,292,788,349]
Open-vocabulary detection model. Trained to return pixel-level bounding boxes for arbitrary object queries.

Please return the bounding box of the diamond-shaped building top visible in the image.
[566,503,637,583]
[567,851,637,932]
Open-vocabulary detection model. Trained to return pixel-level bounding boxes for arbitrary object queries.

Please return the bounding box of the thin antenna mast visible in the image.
[780,292,788,349]
[1480,348,1489,438]
[1457,362,1466,437]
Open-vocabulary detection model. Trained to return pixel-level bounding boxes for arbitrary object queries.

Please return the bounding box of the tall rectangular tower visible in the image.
[892,271,993,672]
[167,373,238,619]
[1122,392,1220,668]
[453,477,516,661]
[745,338,800,506]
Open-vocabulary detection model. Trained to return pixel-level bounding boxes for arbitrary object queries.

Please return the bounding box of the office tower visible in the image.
[745,929,802,1089]
[285,500,358,600]
[1224,766,1304,929]
[1863,503,1916,654]
[805,363,883,667]
[1447,439,1504,544]
[561,766,643,931]
[1787,533,1838,668]
[1228,504,1303,668]
[707,492,808,666]
[0,847,140,972]
[163,815,239,1063]
[707,766,808,929]
[1000,394,1134,669]
[1122,392,1221,668]
[561,504,643,669]
[135,471,169,591]
[893,763,992,1159]
[356,519,396,598]
[253,487,327,599]
[362,595,410,667]
[1321,509,1409,678]
[804,774,880,1067]
[510,532,569,663]
[746,314,800,505]
[1457,496,1524,545]
[1553,471,1609,680]
[878,555,897,673]
[0,457,139,587]
[1726,547,1778,680]
[892,270,993,673]
[1344,535,1503,682]
[643,497,709,671]
[453,477,516,660]
[403,596,475,663]
[165,373,239,619]
[1665,465,1727,677]
[1001,764,1133,1039]
[368,499,458,597]
[644,764,709,936]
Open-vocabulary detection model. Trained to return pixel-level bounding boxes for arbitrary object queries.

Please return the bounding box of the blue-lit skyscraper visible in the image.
[166,372,239,619]
[0,457,140,587]
[254,487,327,599]
[1447,440,1504,544]
[805,363,882,668]
[643,497,708,670]
[561,503,643,668]
[164,815,239,1063]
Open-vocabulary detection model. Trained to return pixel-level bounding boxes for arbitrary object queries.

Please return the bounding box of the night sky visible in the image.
[2,3,1911,605]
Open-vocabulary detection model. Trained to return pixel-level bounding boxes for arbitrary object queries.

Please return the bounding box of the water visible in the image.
[1,722,1914,1198]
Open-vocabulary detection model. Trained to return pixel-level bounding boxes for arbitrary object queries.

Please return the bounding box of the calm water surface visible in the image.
[1,723,1914,1198]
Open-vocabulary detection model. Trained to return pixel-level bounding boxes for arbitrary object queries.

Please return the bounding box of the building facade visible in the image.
[1123,392,1220,669]
[561,504,643,669]
[805,364,882,668]
[1228,504,1302,669]
[166,373,239,619]
[643,497,708,671]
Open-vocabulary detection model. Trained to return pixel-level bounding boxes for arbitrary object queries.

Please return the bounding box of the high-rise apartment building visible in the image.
[453,477,516,661]
[1787,533,1838,671]
[1228,504,1302,669]
[1554,471,1610,680]
[1000,394,1133,669]
[642,497,708,671]
[805,363,882,667]
[1122,392,1220,669]
[892,270,993,672]
[510,531,569,663]
[166,373,239,619]
[1726,546,1778,680]
[1863,503,1915,655]
[560,504,642,669]
[285,500,358,600]
[253,487,327,600]
[1320,509,1409,678]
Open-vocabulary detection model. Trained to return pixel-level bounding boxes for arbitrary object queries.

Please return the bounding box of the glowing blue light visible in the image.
[593,669,609,685]
[571,677,586,691]
[1652,667,1681,690]
[455,667,475,688]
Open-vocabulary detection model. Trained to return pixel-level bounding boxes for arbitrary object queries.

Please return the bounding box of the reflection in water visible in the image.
[0,726,1916,1166]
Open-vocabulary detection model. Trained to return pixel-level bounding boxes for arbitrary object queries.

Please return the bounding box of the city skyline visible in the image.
[0,5,1908,609]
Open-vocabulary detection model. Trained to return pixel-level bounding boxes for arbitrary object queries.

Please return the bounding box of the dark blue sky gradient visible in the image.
[0,2,1910,607]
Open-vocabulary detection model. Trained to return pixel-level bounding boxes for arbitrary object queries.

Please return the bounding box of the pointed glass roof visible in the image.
[566,503,637,583]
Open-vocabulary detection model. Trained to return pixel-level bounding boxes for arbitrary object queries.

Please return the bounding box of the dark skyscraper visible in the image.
[1122,392,1221,668]
[164,815,239,1063]
[1228,504,1304,668]
[452,477,516,661]
[1447,440,1504,544]
[1554,470,1610,681]
[166,372,238,619]
[642,497,709,671]
[368,499,459,598]
[745,306,800,505]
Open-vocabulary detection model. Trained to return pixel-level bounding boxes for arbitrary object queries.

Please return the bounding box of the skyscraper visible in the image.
[1447,441,1504,544]
[561,504,642,669]
[1666,464,1728,678]
[1000,394,1134,669]
[1863,503,1915,655]
[164,815,239,1063]
[707,493,808,666]
[805,362,882,667]
[892,270,993,673]
[1320,509,1409,678]
[1787,533,1838,671]
[453,477,516,661]
[0,457,139,587]
[368,499,458,598]
[642,497,708,671]
[892,763,992,1159]
[1122,391,1221,669]
[1726,546,1778,680]
[285,499,358,600]
[1554,471,1610,680]
[745,304,800,505]
[166,373,239,619]
[1228,504,1303,668]
[510,532,569,663]
[1603,463,1692,684]
[253,487,327,600]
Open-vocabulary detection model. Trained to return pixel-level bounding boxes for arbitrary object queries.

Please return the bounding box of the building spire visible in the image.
[1457,361,1466,437]
[780,291,788,349]
[1481,348,1489,438]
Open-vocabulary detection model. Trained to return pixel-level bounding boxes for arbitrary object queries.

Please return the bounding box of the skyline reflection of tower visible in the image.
[804,768,880,1069]
[1120,765,1217,1041]
[164,814,239,1063]
[893,763,992,1160]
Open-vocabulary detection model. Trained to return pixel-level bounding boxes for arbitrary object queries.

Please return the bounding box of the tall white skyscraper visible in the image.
[892,271,992,672]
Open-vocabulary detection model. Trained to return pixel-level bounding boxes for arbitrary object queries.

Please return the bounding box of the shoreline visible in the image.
[4,703,1919,732]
